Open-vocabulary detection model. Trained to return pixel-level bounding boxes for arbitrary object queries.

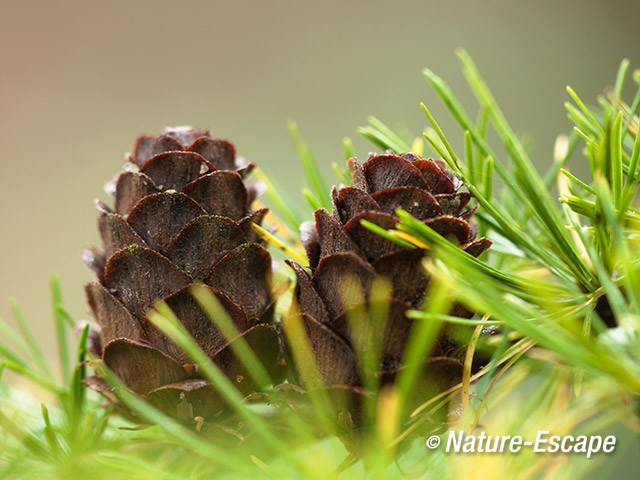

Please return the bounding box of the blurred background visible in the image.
[1,0,639,364]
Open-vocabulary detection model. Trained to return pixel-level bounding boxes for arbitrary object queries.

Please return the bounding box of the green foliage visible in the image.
[368,54,640,395]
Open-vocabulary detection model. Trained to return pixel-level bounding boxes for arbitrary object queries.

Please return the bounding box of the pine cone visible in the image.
[286,152,491,396]
[82,127,285,420]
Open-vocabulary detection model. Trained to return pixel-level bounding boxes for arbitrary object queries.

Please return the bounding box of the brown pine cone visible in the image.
[285,152,491,397]
[82,127,285,420]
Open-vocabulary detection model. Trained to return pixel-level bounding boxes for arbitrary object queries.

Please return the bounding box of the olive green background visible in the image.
[1,0,639,367]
